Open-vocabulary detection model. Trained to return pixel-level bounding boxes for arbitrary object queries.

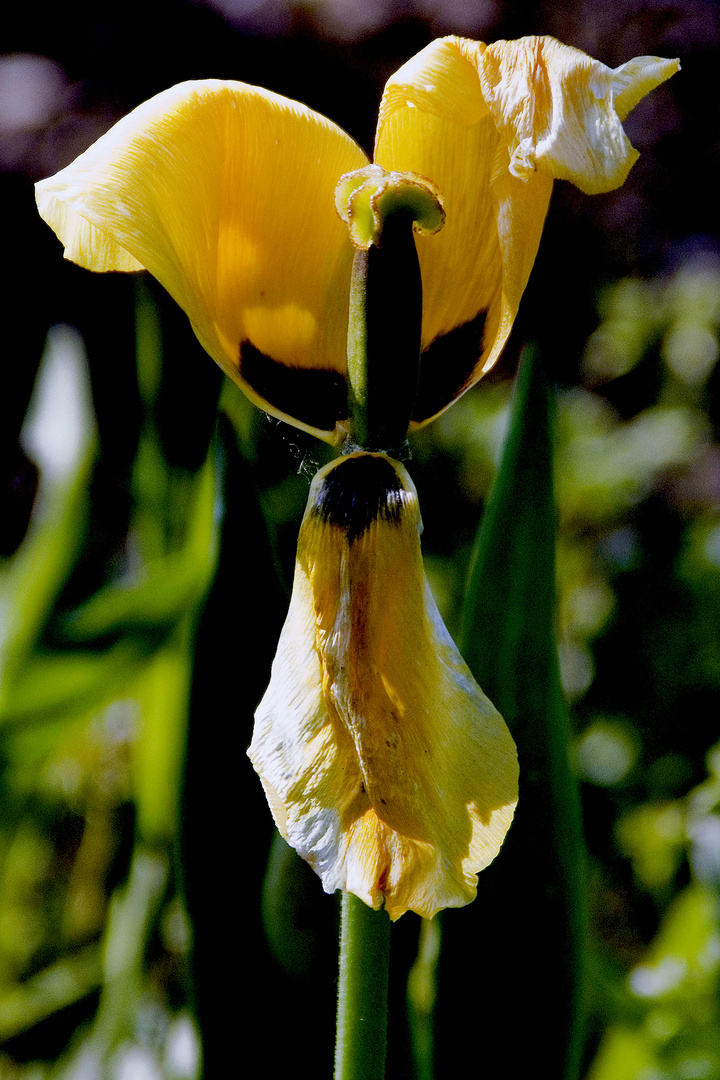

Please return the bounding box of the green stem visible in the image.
[346,210,422,452]
[336,187,426,1079]
[334,893,391,1080]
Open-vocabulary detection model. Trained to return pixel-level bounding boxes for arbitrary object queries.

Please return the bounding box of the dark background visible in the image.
[1,2,719,1078]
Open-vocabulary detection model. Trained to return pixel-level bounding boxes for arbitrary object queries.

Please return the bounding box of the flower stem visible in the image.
[334,893,391,1080]
[346,210,422,452]
[336,178,428,1078]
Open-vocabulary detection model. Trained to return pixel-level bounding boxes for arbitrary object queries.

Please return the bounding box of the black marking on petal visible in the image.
[412,310,487,423]
[239,341,347,432]
[310,455,408,542]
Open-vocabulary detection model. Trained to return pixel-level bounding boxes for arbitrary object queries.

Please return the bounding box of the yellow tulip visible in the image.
[36,36,678,444]
[35,36,678,919]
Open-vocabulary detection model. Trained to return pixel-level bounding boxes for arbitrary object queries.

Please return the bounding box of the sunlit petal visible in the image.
[249,453,518,920]
[375,36,678,426]
[375,38,554,426]
[36,81,369,442]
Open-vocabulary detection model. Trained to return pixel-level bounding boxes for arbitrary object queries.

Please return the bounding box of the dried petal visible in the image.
[249,453,518,919]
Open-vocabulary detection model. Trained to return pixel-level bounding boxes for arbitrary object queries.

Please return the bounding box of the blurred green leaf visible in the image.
[133,628,194,844]
[586,1025,658,1080]
[434,345,586,1080]
[0,641,153,728]
[56,453,218,643]
[0,328,96,718]
[0,943,102,1043]
[589,884,720,1080]
[55,846,171,1076]
[616,802,686,895]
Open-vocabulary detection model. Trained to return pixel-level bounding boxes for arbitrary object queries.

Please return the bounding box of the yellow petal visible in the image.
[375,36,678,426]
[375,38,553,426]
[36,81,369,443]
[249,452,518,920]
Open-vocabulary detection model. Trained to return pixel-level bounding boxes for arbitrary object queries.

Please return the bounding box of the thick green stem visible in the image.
[336,179,429,1078]
[346,210,422,451]
[334,893,391,1080]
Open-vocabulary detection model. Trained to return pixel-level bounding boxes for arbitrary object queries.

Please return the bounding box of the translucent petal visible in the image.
[36,81,369,442]
[375,36,677,424]
[249,453,518,920]
[375,38,554,426]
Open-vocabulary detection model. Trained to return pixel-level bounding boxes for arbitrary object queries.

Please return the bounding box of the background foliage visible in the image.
[1,1,719,1077]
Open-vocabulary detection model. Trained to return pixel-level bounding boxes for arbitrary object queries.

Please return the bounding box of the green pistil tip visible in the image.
[335,165,445,250]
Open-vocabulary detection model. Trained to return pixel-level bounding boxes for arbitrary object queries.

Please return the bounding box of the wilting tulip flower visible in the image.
[35,36,678,919]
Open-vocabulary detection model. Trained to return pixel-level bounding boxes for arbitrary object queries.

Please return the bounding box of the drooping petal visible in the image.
[249,452,518,920]
[374,36,678,427]
[36,81,369,442]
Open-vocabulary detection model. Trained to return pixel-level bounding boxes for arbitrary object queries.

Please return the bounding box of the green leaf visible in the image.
[56,454,218,643]
[132,626,195,843]
[0,328,96,717]
[0,640,155,728]
[433,346,586,1080]
[0,942,102,1043]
